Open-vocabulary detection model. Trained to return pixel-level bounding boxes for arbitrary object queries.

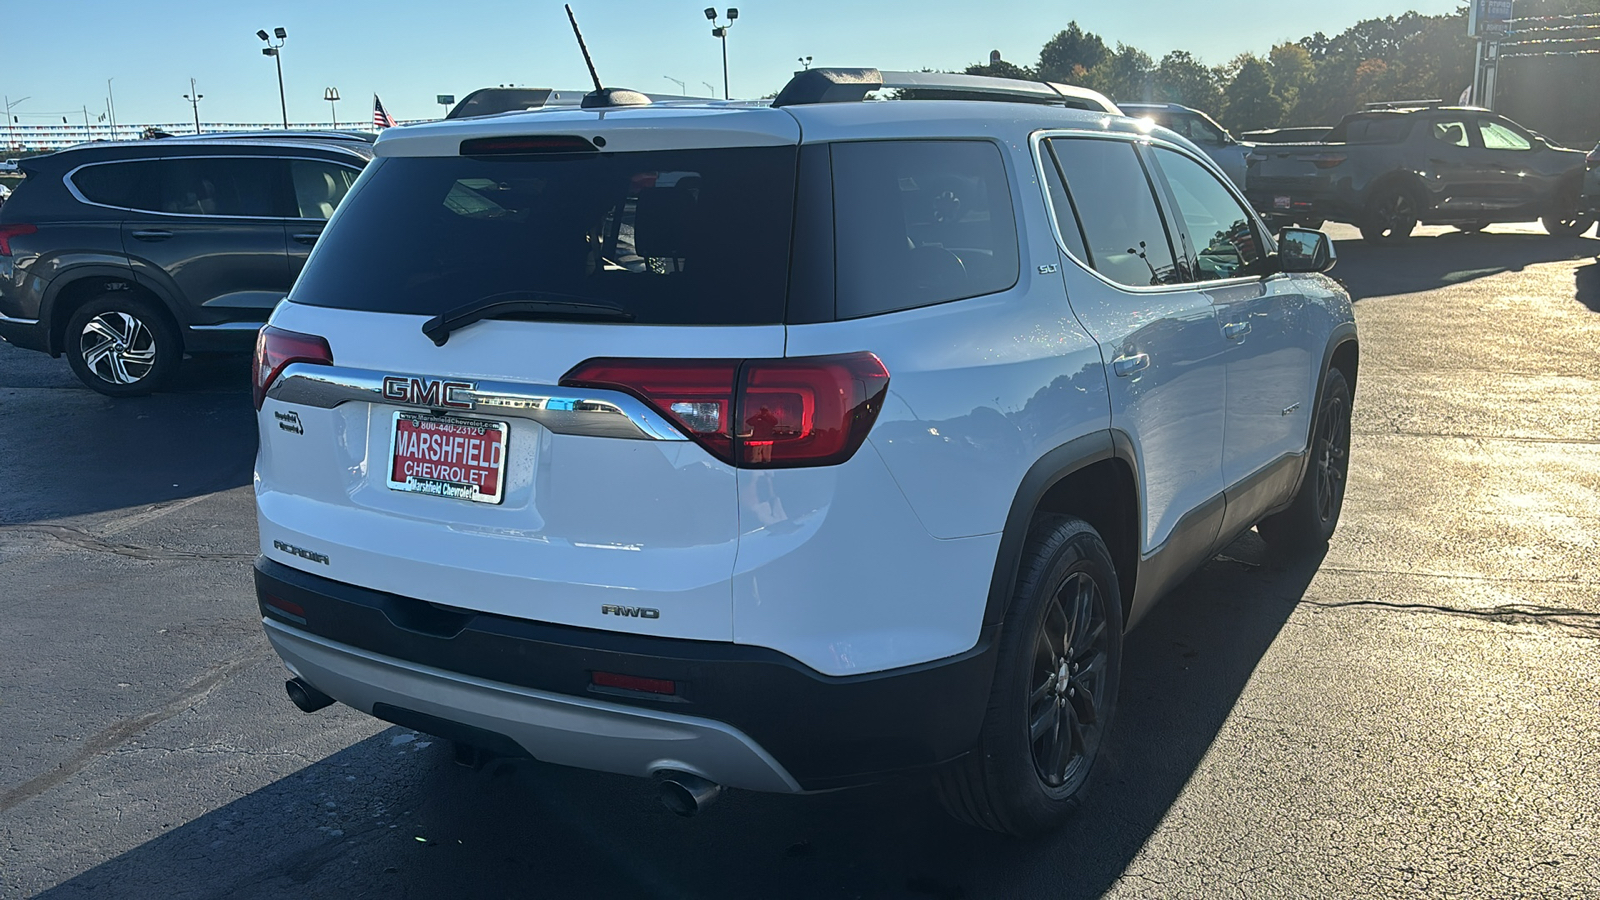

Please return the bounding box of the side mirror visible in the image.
[1277,227,1336,274]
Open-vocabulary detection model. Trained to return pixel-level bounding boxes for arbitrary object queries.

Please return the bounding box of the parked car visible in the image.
[0,158,19,173]
[0,183,10,205]
[250,67,1356,838]
[1241,126,1333,144]
[0,135,373,395]
[1246,102,1594,241]
[1120,102,1252,188]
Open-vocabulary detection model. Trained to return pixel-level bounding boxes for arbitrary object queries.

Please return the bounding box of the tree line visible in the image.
[964,0,1600,144]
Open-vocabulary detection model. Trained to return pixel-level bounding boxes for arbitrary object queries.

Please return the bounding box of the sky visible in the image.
[2,0,1463,127]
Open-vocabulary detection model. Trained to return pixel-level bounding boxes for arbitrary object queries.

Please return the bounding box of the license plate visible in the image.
[1274,195,1292,210]
[387,411,508,504]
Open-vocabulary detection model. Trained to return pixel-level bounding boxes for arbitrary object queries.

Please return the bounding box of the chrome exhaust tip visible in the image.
[285,677,335,713]
[657,771,722,817]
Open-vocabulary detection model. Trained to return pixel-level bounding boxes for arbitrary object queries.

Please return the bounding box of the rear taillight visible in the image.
[561,352,890,468]
[1313,154,1347,169]
[253,325,333,410]
[0,223,37,256]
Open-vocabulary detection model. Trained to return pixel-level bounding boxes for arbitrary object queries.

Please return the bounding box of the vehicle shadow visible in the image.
[0,346,254,524]
[34,533,1321,900]
[1576,260,1600,312]
[1331,230,1599,301]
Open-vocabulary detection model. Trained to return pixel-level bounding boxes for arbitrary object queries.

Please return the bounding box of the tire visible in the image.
[1541,209,1596,238]
[936,515,1124,837]
[1359,187,1420,243]
[1456,221,1491,234]
[1257,368,1352,551]
[64,293,182,397]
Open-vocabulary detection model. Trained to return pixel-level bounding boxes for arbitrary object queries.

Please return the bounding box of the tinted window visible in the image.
[289,160,360,219]
[1428,119,1471,147]
[153,158,281,217]
[294,147,797,325]
[72,160,158,208]
[1040,141,1089,261]
[832,140,1019,318]
[1325,115,1411,144]
[1046,138,1179,287]
[1479,120,1532,151]
[1153,147,1262,281]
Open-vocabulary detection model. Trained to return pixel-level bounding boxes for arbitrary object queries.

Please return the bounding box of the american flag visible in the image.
[373,94,397,129]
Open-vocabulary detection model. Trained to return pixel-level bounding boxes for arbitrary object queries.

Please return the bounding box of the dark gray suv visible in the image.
[0,136,372,395]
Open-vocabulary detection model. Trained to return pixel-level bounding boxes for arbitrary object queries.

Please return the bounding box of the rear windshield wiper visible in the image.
[422,292,634,346]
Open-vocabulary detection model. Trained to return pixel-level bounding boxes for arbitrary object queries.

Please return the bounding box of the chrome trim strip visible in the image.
[0,313,40,325]
[63,155,363,221]
[267,363,688,441]
[1028,128,1277,295]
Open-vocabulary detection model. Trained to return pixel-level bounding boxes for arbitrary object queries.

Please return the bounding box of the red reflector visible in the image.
[460,135,599,155]
[1313,155,1347,169]
[253,325,333,410]
[560,352,890,469]
[0,223,37,256]
[592,671,677,695]
[263,594,306,618]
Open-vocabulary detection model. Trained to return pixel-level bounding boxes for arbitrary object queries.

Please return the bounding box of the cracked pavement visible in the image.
[1,222,1597,898]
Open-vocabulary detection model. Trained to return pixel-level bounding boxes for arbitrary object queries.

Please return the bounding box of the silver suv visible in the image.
[250,68,1357,836]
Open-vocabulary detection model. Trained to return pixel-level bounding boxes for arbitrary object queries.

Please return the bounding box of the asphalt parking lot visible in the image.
[3,223,1598,899]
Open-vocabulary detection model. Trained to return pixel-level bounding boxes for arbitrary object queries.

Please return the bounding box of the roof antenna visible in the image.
[565,4,650,109]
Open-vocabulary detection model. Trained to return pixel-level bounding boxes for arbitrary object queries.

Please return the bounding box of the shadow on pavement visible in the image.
[0,347,255,524]
[35,533,1323,900]
[1332,230,1599,301]
[1576,260,1600,312]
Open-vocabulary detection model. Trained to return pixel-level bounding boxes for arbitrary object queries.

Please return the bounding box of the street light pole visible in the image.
[184,78,204,134]
[106,79,117,138]
[703,8,739,100]
[4,96,28,153]
[663,75,686,94]
[257,27,289,128]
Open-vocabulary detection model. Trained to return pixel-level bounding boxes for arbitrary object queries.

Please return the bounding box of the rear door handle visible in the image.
[1112,353,1149,377]
[130,230,172,241]
[291,232,321,245]
[1223,321,1251,340]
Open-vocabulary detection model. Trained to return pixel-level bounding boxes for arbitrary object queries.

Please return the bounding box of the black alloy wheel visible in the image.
[1359,189,1419,243]
[1258,368,1352,550]
[1027,570,1112,790]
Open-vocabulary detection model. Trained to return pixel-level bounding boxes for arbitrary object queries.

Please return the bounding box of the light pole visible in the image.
[4,96,28,153]
[663,75,686,94]
[257,27,289,128]
[703,7,738,100]
[183,78,204,134]
[798,56,812,71]
[324,87,340,129]
[106,79,117,138]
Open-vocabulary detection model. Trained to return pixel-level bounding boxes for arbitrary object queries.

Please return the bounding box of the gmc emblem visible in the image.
[602,605,661,619]
[382,376,474,410]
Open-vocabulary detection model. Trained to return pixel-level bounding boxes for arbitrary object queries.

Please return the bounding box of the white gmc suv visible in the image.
[251,69,1357,836]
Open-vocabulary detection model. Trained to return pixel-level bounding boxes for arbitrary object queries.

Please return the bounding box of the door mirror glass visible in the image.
[1277,227,1335,274]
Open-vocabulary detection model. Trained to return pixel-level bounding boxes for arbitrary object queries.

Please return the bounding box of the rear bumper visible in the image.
[0,315,48,353]
[255,558,999,791]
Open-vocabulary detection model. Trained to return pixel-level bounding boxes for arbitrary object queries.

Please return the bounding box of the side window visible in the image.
[71,161,159,209]
[153,157,281,217]
[1185,115,1225,146]
[1045,137,1180,288]
[1040,142,1089,261]
[289,160,360,220]
[1479,119,1532,151]
[831,140,1020,318]
[1152,147,1262,281]
[1428,119,1471,148]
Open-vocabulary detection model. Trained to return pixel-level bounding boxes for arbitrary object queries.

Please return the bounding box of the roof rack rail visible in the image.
[1361,99,1446,110]
[770,68,1120,113]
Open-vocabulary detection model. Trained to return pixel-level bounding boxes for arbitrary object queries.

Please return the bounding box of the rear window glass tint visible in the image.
[72,161,158,208]
[831,140,1019,318]
[293,148,797,325]
[1326,115,1411,144]
[1046,138,1180,287]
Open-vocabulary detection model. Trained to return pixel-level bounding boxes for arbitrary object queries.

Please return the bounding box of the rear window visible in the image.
[1325,115,1413,144]
[293,147,798,325]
